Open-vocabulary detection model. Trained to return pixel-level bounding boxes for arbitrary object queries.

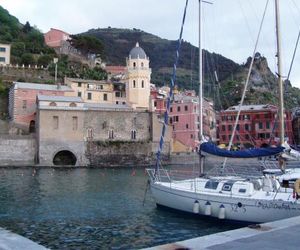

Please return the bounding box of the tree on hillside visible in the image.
[22,21,32,33]
[69,35,104,56]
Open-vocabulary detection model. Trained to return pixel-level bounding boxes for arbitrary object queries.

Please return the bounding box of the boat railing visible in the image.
[146,168,199,182]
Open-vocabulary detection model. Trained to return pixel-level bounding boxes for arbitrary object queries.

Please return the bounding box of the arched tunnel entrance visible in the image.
[53,150,77,166]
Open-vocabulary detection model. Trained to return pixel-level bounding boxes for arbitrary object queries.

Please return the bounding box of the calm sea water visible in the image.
[0,167,241,249]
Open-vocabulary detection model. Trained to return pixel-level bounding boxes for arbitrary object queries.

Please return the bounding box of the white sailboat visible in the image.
[147,0,300,223]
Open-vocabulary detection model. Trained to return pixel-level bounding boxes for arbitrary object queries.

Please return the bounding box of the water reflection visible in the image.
[0,168,241,249]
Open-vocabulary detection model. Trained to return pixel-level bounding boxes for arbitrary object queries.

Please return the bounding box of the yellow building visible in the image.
[126,42,151,110]
[0,43,11,65]
[64,77,115,104]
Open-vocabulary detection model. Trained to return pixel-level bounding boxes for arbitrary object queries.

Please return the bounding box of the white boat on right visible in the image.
[147,0,300,223]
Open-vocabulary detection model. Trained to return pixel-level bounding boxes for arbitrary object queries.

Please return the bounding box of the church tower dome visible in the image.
[129,42,147,59]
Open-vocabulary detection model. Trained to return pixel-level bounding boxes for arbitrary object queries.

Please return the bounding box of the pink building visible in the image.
[151,86,167,115]
[44,28,71,48]
[169,92,217,150]
[9,82,74,133]
[218,104,293,148]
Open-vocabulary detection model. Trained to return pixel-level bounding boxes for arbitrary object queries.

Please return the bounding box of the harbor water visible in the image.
[0,167,242,249]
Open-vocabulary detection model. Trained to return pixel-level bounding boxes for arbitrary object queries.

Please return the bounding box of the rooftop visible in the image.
[37,95,83,103]
[14,82,72,92]
[225,104,278,112]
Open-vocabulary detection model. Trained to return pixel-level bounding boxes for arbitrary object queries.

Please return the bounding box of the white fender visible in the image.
[193,200,200,214]
[218,204,226,219]
[204,201,211,216]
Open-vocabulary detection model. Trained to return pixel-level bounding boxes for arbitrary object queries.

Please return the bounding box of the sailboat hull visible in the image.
[150,181,300,223]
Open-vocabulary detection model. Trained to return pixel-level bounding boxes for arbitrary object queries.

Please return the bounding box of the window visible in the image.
[228,125,232,131]
[205,180,219,189]
[96,85,103,90]
[131,130,136,140]
[245,124,249,131]
[177,106,181,112]
[133,62,136,68]
[72,116,78,130]
[87,93,92,100]
[245,134,250,140]
[115,92,121,97]
[78,92,82,97]
[133,80,136,88]
[236,124,240,131]
[185,105,188,111]
[222,182,234,191]
[169,117,173,124]
[141,80,144,88]
[103,93,108,101]
[170,107,173,112]
[175,116,179,122]
[78,82,82,87]
[87,84,93,89]
[53,116,59,129]
[69,102,77,107]
[259,122,263,129]
[22,100,27,109]
[154,101,157,107]
[87,128,93,138]
[222,125,226,131]
[266,121,270,129]
[49,102,57,106]
[109,130,114,139]
[186,124,189,129]
[239,188,247,193]
[222,135,226,141]
[0,57,5,62]
[236,135,240,140]
[116,101,119,104]
[141,62,144,67]
[190,134,193,139]
[0,47,6,52]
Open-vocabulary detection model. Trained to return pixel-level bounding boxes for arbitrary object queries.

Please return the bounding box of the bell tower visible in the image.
[126,42,151,109]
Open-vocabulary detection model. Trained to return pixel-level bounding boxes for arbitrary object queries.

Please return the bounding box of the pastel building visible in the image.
[169,92,217,151]
[125,42,151,109]
[218,104,293,148]
[8,82,75,132]
[0,43,11,65]
[44,28,71,48]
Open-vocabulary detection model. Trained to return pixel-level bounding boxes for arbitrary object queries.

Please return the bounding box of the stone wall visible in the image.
[86,141,154,166]
[0,66,55,83]
[0,136,35,166]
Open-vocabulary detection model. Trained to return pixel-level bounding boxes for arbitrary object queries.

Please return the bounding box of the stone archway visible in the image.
[53,150,77,166]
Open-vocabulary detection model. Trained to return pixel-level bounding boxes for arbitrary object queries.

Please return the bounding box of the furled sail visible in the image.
[200,142,285,158]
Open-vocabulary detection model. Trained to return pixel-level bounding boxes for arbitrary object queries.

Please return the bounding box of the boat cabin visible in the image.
[200,176,280,196]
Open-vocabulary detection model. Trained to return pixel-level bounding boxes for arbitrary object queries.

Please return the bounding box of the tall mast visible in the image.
[198,0,203,142]
[275,0,284,145]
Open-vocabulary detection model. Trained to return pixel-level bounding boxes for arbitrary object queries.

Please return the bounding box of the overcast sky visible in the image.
[1,0,300,87]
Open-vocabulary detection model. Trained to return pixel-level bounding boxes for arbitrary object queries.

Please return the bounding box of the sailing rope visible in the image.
[222,0,270,169]
[155,0,189,176]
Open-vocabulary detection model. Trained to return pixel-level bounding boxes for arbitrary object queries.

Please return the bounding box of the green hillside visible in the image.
[0,6,55,66]
[83,28,240,91]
